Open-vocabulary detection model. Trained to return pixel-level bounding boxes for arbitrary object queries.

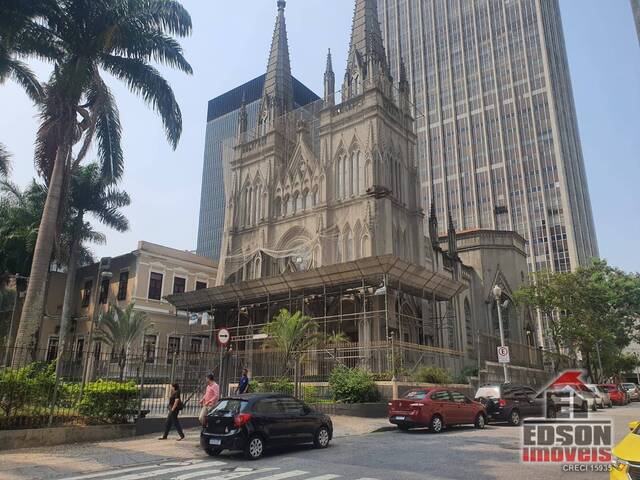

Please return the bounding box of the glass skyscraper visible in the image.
[196,75,319,260]
[378,0,598,272]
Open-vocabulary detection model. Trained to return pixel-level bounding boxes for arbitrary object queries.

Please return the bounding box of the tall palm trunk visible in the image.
[11,144,69,367]
[55,214,83,376]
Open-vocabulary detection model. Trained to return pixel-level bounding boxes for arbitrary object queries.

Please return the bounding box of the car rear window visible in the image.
[475,386,500,399]
[211,399,248,414]
[622,384,635,389]
[404,390,430,400]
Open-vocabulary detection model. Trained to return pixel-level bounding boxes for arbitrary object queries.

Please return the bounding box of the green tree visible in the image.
[516,260,640,381]
[96,302,150,380]
[0,144,9,178]
[57,163,130,372]
[9,0,192,365]
[0,180,47,277]
[262,309,320,376]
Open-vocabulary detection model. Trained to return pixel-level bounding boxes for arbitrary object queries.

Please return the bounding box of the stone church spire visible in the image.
[342,0,392,101]
[429,197,439,249]
[447,209,458,259]
[324,48,335,106]
[258,0,294,133]
[237,89,248,142]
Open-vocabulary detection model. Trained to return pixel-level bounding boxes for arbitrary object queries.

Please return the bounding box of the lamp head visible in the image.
[492,285,502,299]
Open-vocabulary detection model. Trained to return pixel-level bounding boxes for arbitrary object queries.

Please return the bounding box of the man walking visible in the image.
[237,368,250,394]
[159,383,184,441]
[199,373,220,425]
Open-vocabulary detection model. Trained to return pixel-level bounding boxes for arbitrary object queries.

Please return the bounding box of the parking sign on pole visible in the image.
[497,346,510,364]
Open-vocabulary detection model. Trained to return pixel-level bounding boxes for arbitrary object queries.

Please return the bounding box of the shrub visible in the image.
[79,380,139,424]
[413,366,452,384]
[452,366,479,385]
[0,362,58,416]
[251,378,294,395]
[328,365,379,404]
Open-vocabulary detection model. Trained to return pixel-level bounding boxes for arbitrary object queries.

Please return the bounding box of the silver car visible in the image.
[621,383,640,402]
[586,384,612,408]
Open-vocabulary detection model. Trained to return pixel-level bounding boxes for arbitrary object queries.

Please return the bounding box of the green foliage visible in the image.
[251,378,294,395]
[79,380,139,424]
[515,260,640,379]
[262,309,320,375]
[451,366,479,385]
[412,366,453,385]
[328,365,380,404]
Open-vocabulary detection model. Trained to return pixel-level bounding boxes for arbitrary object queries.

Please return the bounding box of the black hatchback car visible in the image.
[200,393,333,460]
[474,383,557,425]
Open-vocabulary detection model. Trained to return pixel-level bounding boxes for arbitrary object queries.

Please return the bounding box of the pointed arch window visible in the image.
[344,228,353,261]
[464,298,473,351]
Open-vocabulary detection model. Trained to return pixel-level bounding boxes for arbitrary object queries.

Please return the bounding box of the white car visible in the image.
[549,384,598,412]
[586,384,613,408]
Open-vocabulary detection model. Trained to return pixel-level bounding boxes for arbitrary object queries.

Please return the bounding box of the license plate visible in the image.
[395,416,406,421]
[209,439,221,446]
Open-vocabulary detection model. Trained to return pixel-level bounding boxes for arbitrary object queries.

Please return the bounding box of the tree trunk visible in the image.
[55,215,83,377]
[11,144,70,367]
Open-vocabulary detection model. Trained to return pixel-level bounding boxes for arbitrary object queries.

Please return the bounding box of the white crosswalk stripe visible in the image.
[57,460,381,480]
[252,472,308,480]
[303,475,342,480]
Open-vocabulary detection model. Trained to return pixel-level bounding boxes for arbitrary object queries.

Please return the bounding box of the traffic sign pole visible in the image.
[495,298,509,383]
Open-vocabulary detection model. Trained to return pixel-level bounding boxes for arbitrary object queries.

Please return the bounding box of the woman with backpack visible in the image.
[159,383,185,441]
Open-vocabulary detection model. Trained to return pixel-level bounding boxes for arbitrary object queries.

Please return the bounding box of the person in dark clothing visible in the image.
[159,383,184,441]
[237,368,250,394]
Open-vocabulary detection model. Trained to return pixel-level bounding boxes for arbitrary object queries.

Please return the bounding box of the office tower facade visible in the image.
[378,0,598,272]
[632,0,640,44]
[196,75,319,260]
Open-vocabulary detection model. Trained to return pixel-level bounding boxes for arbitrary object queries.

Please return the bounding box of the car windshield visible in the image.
[211,399,248,414]
[622,384,635,390]
[475,386,501,399]
[404,390,430,400]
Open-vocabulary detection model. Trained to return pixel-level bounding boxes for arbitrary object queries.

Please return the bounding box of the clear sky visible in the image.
[0,0,638,273]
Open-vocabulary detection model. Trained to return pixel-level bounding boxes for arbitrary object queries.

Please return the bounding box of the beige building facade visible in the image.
[35,241,218,364]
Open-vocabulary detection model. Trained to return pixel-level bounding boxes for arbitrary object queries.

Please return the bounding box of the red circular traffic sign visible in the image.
[217,328,231,346]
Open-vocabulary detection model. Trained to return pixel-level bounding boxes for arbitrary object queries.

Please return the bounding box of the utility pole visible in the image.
[493,285,509,383]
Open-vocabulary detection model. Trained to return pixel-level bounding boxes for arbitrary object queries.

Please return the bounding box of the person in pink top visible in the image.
[199,373,220,424]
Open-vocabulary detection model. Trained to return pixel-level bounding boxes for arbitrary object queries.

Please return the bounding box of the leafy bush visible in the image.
[329,365,379,403]
[251,378,294,395]
[452,366,479,385]
[412,366,452,384]
[0,362,57,416]
[79,380,139,423]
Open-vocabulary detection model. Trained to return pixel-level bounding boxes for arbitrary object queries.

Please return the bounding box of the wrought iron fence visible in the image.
[0,346,222,430]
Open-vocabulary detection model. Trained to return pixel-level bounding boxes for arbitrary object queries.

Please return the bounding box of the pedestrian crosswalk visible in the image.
[56,460,382,480]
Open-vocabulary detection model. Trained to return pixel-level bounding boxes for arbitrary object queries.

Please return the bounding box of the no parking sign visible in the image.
[497,346,510,364]
[217,328,231,346]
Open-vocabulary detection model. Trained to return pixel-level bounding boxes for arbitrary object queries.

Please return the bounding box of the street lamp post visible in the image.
[79,263,112,398]
[492,285,509,383]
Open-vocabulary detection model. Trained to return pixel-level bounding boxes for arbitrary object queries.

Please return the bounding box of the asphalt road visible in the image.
[49,403,639,480]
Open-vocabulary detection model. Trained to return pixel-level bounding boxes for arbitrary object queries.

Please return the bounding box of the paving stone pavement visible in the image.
[0,416,391,480]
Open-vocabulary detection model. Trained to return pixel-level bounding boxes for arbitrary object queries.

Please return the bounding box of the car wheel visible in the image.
[398,424,410,431]
[580,401,588,413]
[546,404,557,419]
[508,409,521,426]
[591,402,597,412]
[205,447,222,457]
[244,435,265,460]
[608,401,613,408]
[474,413,486,429]
[430,415,443,433]
[314,426,331,448]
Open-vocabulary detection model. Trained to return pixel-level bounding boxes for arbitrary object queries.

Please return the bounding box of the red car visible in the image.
[388,388,487,433]
[599,384,629,406]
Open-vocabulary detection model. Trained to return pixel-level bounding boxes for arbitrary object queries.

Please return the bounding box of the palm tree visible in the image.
[0,180,47,277]
[0,144,9,178]
[96,302,149,380]
[11,0,192,365]
[56,163,130,373]
[262,309,320,376]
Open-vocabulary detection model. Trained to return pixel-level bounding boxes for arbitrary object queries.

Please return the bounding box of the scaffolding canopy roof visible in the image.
[165,255,465,312]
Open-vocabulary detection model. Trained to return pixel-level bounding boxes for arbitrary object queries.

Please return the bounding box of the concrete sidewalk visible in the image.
[0,415,391,480]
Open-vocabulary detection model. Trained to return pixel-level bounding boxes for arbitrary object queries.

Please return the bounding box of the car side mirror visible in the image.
[629,421,639,432]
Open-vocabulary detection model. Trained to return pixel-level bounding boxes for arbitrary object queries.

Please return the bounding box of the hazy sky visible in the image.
[0,0,638,272]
